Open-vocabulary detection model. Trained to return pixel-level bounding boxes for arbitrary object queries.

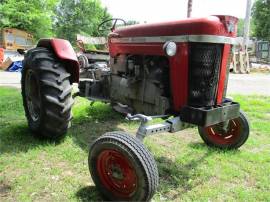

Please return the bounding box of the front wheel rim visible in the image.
[204,118,242,145]
[96,149,138,198]
[25,70,41,121]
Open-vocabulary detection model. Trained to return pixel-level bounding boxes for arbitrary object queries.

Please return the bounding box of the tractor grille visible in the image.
[188,43,223,107]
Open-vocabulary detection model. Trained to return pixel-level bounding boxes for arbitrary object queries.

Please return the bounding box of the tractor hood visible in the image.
[111,16,238,38]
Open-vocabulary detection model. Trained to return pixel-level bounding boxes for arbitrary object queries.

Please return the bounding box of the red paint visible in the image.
[217,44,231,104]
[109,43,165,57]
[203,118,241,145]
[109,15,238,111]
[112,16,238,38]
[97,149,137,198]
[37,38,79,83]
[169,43,189,110]
[50,39,78,61]
[109,42,189,111]
[0,48,4,64]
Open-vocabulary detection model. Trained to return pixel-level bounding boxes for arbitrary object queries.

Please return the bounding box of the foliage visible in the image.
[252,0,270,40]
[237,18,245,37]
[0,0,111,43]
[237,18,255,37]
[54,0,111,44]
[0,0,58,40]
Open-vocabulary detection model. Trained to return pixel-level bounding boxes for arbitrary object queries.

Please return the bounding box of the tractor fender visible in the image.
[37,38,79,83]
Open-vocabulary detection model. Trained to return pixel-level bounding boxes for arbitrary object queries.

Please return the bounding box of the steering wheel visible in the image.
[98,18,127,33]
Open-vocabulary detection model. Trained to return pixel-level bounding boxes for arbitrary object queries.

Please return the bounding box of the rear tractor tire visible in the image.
[89,132,159,201]
[198,110,250,149]
[22,47,74,139]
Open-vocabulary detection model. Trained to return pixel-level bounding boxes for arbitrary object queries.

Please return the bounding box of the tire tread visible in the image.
[22,47,73,139]
[89,132,159,201]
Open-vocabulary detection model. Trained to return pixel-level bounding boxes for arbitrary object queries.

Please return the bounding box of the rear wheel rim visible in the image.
[96,149,138,198]
[25,70,41,121]
[204,118,242,145]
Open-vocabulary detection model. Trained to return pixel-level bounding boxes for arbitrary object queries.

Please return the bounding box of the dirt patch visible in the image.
[0,182,11,197]
[249,144,270,153]
[250,66,270,73]
[265,112,270,120]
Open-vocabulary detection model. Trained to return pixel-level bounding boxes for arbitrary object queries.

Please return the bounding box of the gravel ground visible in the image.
[227,73,270,95]
[0,71,21,89]
[0,71,269,95]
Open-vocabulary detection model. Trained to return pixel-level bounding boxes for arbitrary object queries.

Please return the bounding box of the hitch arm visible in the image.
[126,114,188,141]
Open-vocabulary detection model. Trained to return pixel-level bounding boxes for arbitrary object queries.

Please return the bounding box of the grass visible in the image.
[0,86,270,201]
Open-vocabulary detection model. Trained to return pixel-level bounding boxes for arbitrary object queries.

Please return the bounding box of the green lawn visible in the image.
[0,87,269,201]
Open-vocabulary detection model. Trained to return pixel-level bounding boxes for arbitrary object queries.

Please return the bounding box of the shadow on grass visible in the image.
[70,102,126,201]
[0,123,66,154]
[156,150,211,200]
[76,186,103,202]
[0,102,125,154]
[69,102,125,151]
[70,103,241,201]
[155,142,240,200]
[0,99,125,201]
[74,143,221,201]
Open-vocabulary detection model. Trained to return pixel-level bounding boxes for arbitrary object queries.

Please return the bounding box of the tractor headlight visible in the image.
[163,41,177,57]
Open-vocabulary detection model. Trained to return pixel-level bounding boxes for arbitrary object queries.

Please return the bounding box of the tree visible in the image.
[237,18,255,37]
[237,18,245,37]
[54,0,111,44]
[252,0,270,40]
[0,0,58,39]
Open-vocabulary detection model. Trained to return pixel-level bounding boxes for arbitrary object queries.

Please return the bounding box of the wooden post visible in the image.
[243,0,252,50]
[241,0,252,73]
[187,0,193,18]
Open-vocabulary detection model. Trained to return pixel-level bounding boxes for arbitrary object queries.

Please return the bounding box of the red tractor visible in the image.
[21,16,250,201]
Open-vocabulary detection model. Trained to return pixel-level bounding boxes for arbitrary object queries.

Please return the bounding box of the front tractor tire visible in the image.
[22,47,74,139]
[198,111,250,150]
[89,132,159,201]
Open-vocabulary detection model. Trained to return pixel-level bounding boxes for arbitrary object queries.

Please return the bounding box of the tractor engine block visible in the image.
[78,53,171,115]
[110,55,171,115]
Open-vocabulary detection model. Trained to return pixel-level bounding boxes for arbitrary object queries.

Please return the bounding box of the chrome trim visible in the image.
[111,35,236,44]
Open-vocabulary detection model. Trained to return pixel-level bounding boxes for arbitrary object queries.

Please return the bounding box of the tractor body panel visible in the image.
[110,16,237,38]
[107,15,238,114]
[37,38,80,83]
